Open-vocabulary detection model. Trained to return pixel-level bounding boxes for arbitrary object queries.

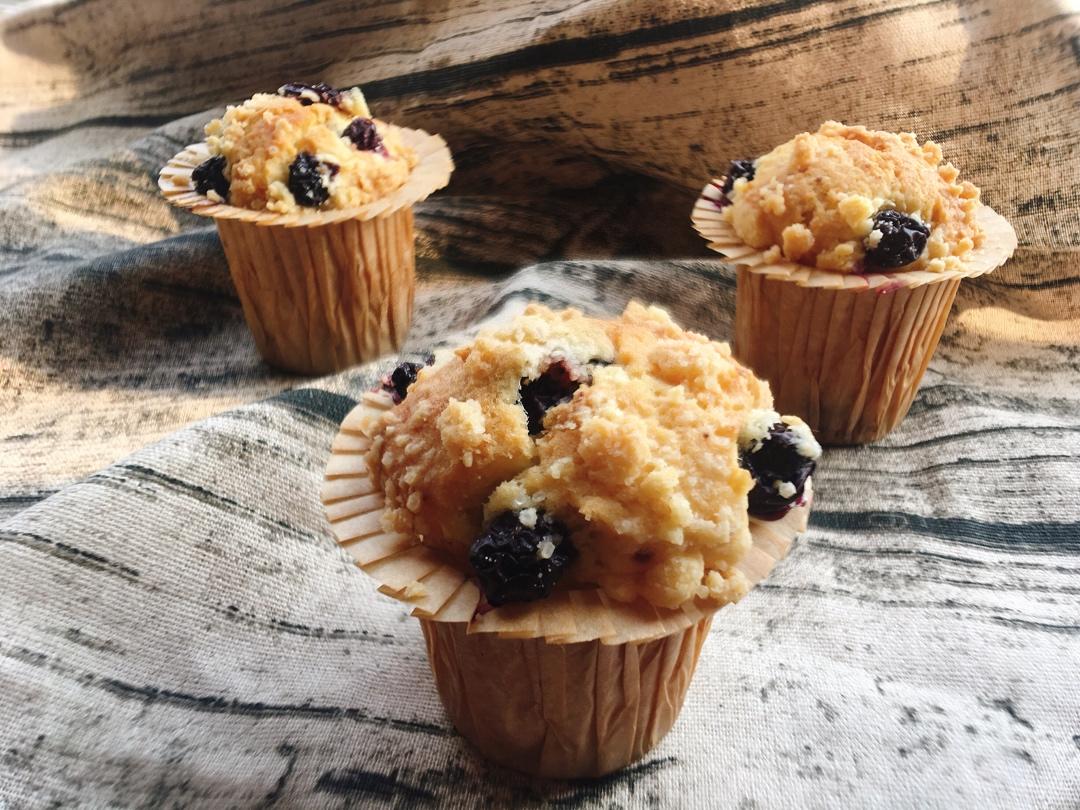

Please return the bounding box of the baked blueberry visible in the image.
[520,358,586,435]
[277,81,342,107]
[287,151,337,207]
[720,159,756,204]
[380,354,435,404]
[342,117,386,154]
[191,155,229,201]
[864,209,931,269]
[469,510,576,606]
[740,422,817,520]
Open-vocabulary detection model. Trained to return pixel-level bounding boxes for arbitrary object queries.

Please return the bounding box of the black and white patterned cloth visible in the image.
[2,0,1078,806]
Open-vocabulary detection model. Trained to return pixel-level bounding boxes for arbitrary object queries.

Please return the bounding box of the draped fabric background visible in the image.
[1,1,1078,807]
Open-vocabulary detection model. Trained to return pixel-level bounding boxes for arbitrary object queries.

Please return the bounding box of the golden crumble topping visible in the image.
[203,87,416,213]
[364,303,781,609]
[723,121,983,273]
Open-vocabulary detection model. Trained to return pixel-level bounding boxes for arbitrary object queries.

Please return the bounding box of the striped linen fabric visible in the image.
[1,0,1078,806]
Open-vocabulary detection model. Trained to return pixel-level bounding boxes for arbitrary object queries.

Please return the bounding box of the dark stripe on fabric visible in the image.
[0,114,182,146]
[0,530,140,581]
[314,769,435,803]
[0,492,55,507]
[140,280,240,307]
[359,0,830,100]
[1,644,448,735]
[1008,80,1080,110]
[212,604,404,645]
[756,583,1080,636]
[600,0,953,83]
[272,389,357,426]
[874,425,1080,450]
[96,465,321,544]
[982,274,1080,291]
[988,616,1080,635]
[805,536,990,567]
[548,756,679,803]
[813,511,1080,553]
[96,679,450,735]
[825,454,1078,477]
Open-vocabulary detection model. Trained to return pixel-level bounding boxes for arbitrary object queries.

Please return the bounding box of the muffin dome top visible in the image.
[364,303,816,610]
[201,83,417,213]
[722,121,983,274]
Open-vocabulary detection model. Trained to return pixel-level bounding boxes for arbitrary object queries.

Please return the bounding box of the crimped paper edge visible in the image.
[691,180,1017,291]
[322,393,812,646]
[158,125,453,227]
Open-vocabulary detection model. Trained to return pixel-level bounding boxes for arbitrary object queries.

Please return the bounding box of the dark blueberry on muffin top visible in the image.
[864,209,931,269]
[287,151,337,208]
[469,510,576,606]
[191,155,229,201]
[720,159,756,204]
[739,414,820,520]
[520,357,589,436]
[277,81,342,107]
[342,117,387,154]
[380,354,435,404]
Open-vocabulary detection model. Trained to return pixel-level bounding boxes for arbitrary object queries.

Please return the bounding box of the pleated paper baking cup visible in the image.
[321,392,812,778]
[420,608,714,778]
[692,184,1017,444]
[158,128,453,375]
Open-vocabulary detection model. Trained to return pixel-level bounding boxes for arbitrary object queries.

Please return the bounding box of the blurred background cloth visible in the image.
[0,1,1078,807]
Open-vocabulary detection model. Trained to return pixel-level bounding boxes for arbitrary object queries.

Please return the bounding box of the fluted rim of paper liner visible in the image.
[157,125,453,227]
[691,180,1017,291]
[321,391,812,646]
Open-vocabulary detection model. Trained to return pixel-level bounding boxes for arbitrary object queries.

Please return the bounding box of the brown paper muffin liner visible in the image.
[420,610,713,778]
[321,393,812,777]
[158,128,453,375]
[691,184,1017,444]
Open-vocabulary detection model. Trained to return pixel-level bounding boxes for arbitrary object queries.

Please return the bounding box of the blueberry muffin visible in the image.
[719,121,982,273]
[192,82,417,212]
[694,121,1015,445]
[364,303,820,610]
[161,81,452,375]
